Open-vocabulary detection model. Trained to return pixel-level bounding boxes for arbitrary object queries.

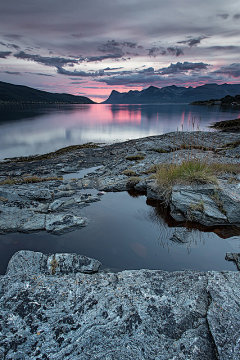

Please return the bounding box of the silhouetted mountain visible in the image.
[0,81,95,104]
[103,83,240,104]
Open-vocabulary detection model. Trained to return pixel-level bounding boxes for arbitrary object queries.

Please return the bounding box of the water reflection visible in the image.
[1,103,240,160]
[0,191,238,274]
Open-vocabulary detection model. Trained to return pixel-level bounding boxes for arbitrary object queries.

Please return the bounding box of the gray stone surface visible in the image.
[207,271,240,360]
[45,214,88,235]
[0,182,101,234]
[170,186,228,226]
[1,251,240,359]
[6,250,101,276]
[225,252,240,271]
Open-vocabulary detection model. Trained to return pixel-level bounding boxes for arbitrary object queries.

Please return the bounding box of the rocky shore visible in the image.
[1,130,240,234]
[0,250,240,359]
[1,130,240,358]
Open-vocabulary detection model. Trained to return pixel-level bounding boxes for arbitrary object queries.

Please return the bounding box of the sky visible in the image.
[0,0,240,102]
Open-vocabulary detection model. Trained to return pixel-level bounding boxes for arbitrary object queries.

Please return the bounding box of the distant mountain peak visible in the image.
[103,83,240,104]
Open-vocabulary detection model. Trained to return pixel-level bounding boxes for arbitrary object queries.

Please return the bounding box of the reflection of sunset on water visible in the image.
[1,103,240,160]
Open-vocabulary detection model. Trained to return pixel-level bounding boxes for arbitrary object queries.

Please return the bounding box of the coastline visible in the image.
[1,129,240,358]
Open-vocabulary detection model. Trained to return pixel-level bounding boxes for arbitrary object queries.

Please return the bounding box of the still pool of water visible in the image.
[1,103,240,160]
[0,191,238,275]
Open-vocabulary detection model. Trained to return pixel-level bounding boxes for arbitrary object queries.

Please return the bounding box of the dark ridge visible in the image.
[0,80,95,104]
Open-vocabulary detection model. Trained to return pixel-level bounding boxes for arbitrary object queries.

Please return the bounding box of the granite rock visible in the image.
[1,250,240,359]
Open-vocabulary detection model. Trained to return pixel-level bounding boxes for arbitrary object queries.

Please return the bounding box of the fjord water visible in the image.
[1,103,240,160]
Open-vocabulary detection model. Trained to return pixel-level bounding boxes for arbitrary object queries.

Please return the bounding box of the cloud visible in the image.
[71,33,82,39]
[97,73,162,85]
[1,71,22,75]
[233,14,240,20]
[166,47,184,56]
[122,42,137,48]
[95,62,211,86]
[56,67,105,77]
[4,34,23,40]
[177,36,208,47]
[159,62,209,74]
[103,67,124,70]
[138,67,155,73]
[148,46,184,57]
[69,81,85,84]
[0,51,12,58]
[14,51,79,67]
[209,45,238,51]
[0,41,20,50]
[148,47,160,57]
[98,39,137,52]
[217,14,229,20]
[25,71,54,77]
[98,40,124,54]
[212,63,240,78]
[85,54,123,62]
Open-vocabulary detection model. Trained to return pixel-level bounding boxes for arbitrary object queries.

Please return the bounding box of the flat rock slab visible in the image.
[1,251,240,359]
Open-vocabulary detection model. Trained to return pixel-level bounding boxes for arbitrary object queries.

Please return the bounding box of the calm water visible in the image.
[0,191,238,275]
[1,103,240,160]
[1,103,240,274]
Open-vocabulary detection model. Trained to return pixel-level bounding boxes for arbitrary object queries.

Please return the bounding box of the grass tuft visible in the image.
[126,176,141,187]
[0,176,63,185]
[154,160,218,198]
[122,169,137,176]
[126,154,145,161]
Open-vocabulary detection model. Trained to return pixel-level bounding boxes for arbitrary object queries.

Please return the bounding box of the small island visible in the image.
[190,94,240,106]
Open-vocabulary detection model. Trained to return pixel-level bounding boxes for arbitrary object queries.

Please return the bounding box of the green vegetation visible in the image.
[210,118,240,131]
[122,169,137,176]
[0,175,63,185]
[190,200,204,213]
[191,95,240,106]
[178,144,215,152]
[152,159,240,202]
[154,160,218,192]
[211,189,226,215]
[126,176,141,187]
[50,257,58,275]
[125,154,145,161]
[151,148,170,153]
[4,143,99,163]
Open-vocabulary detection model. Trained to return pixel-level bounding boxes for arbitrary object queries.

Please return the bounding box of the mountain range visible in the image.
[0,81,94,104]
[103,83,240,104]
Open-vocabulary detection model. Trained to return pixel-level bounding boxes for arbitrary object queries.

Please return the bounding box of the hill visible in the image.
[191,94,240,106]
[0,81,94,104]
[103,83,240,104]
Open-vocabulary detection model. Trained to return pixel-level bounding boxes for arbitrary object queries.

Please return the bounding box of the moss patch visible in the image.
[125,154,145,161]
[0,176,63,185]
